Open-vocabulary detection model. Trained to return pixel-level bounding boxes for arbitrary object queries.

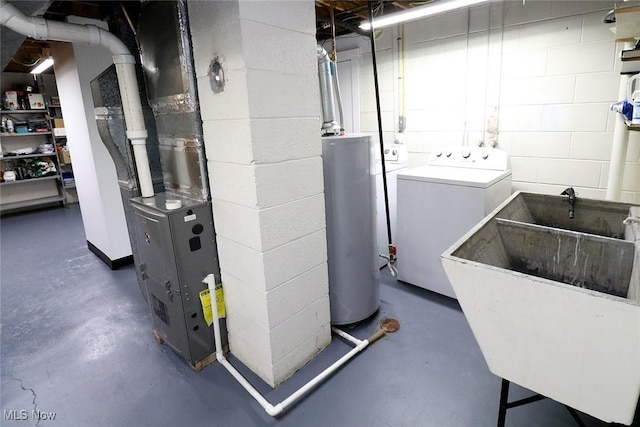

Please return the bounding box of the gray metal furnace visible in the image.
[130,194,226,369]
[131,0,227,369]
[323,134,380,325]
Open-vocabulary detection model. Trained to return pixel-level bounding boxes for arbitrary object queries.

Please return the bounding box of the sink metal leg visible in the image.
[565,406,586,427]
[497,378,586,427]
[497,379,509,427]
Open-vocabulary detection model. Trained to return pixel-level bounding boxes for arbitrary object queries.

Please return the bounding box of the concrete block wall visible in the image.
[337,0,640,202]
[188,0,330,387]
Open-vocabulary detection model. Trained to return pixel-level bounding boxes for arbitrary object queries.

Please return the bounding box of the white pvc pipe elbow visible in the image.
[201,273,379,418]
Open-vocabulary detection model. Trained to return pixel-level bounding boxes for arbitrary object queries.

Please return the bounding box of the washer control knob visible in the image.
[436,151,443,157]
[384,148,390,154]
[462,149,471,159]
[482,151,489,160]
[445,150,452,157]
[392,149,397,155]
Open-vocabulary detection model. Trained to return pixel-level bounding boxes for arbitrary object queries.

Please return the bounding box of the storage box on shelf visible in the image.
[49,98,74,191]
[1,108,67,213]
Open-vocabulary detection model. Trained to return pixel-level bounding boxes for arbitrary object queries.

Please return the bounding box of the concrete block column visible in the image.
[188,0,330,386]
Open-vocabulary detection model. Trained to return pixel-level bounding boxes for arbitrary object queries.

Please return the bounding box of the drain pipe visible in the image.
[203,274,385,417]
[0,0,154,198]
[606,41,635,201]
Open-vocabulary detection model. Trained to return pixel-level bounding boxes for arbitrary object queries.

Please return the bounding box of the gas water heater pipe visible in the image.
[368,2,397,277]
[0,0,154,198]
[203,274,385,417]
[317,45,342,135]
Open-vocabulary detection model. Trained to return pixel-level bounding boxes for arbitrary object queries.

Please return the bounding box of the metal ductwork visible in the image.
[0,0,155,198]
[91,64,165,299]
[317,45,342,136]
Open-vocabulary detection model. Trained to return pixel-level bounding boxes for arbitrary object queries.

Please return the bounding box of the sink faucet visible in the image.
[561,187,576,219]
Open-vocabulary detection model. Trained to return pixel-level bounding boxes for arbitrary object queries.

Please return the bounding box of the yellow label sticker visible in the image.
[199,285,225,327]
[215,286,226,318]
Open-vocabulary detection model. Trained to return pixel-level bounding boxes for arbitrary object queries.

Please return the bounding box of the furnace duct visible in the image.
[137,0,209,200]
[0,0,155,197]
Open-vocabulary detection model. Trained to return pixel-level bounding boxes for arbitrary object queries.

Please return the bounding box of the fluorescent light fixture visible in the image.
[30,57,54,74]
[360,0,487,30]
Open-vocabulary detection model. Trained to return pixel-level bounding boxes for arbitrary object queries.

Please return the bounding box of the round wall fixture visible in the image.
[209,58,225,94]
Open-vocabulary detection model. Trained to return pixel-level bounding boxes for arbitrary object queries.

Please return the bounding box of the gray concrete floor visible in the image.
[1,205,638,427]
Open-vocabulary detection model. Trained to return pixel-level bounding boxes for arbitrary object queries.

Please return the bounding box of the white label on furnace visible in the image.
[184,214,197,222]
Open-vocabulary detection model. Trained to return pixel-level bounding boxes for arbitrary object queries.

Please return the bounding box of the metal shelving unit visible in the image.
[0,152,58,160]
[0,175,61,186]
[1,108,67,214]
[0,195,66,211]
[0,131,52,136]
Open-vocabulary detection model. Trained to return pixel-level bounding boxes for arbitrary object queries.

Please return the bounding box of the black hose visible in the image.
[368,2,393,252]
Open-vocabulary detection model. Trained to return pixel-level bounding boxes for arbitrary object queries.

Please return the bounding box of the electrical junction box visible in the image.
[130,193,228,370]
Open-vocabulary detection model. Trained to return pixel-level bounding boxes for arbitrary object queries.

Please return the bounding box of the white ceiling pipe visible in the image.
[203,274,384,417]
[0,0,154,198]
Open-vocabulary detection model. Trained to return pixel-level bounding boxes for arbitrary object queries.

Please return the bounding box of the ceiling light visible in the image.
[30,57,54,74]
[360,0,488,30]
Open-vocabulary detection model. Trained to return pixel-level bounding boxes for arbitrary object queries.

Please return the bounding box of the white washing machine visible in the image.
[396,146,511,298]
[375,144,408,268]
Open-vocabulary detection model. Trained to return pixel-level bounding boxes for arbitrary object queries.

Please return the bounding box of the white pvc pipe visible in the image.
[606,42,633,201]
[331,326,363,346]
[203,274,378,417]
[0,0,154,198]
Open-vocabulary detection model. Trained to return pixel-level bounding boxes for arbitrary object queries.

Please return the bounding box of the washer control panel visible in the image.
[382,144,408,164]
[429,146,509,171]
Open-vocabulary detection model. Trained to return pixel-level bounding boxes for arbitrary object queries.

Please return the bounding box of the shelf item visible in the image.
[615,4,640,42]
[27,93,45,110]
[626,120,640,131]
[1,103,67,213]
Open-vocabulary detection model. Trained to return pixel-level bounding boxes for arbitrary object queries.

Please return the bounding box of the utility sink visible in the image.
[441,191,640,425]
[495,191,630,239]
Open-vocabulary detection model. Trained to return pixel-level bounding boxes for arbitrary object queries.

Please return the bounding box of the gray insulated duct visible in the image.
[137,0,209,201]
[91,65,164,191]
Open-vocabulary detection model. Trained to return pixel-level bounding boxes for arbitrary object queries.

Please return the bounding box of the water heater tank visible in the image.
[323,134,380,325]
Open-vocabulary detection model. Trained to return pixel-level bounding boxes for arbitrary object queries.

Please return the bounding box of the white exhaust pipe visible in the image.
[0,0,154,198]
[203,274,385,417]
